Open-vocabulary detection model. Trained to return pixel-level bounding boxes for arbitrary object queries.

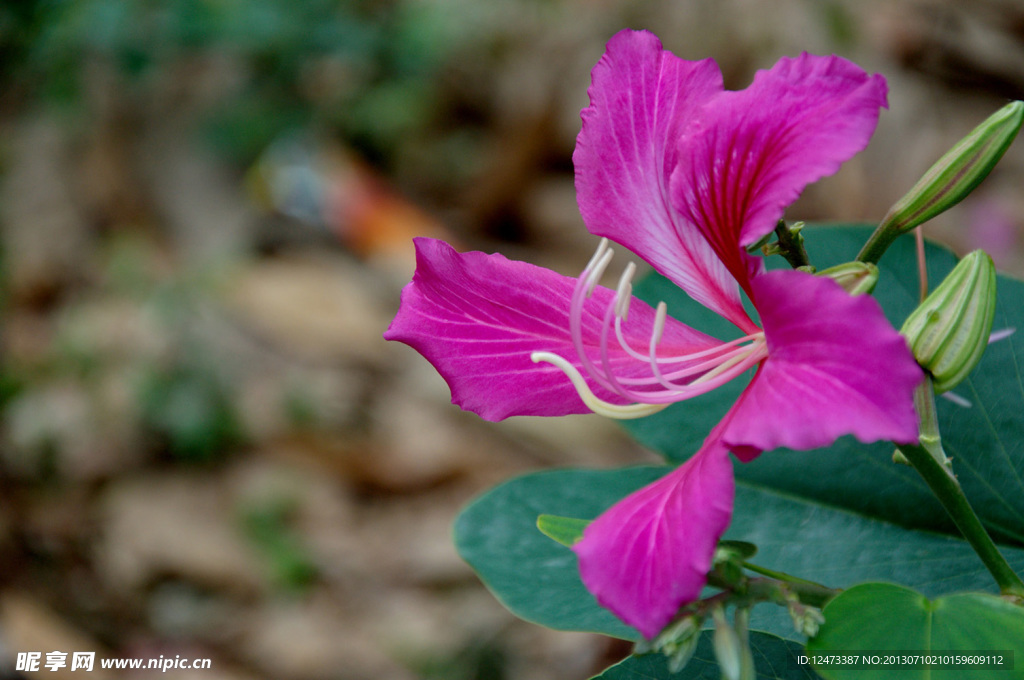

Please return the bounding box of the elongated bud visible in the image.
[732,608,756,680]
[817,262,879,295]
[712,607,743,680]
[887,102,1023,233]
[900,251,997,392]
[858,102,1024,264]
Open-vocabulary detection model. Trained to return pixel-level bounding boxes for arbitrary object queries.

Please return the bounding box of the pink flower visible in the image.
[385,30,922,638]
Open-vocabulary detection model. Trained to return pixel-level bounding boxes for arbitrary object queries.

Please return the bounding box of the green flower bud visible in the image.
[858,102,1023,264]
[712,611,739,680]
[900,250,997,392]
[787,601,825,638]
[635,614,704,672]
[817,261,879,295]
[884,101,1023,235]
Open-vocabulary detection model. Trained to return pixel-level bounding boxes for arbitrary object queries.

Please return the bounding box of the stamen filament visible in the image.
[689,344,760,386]
[569,246,622,397]
[548,238,770,419]
[654,342,762,384]
[613,315,763,365]
[598,294,644,400]
[646,301,673,390]
[530,352,669,419]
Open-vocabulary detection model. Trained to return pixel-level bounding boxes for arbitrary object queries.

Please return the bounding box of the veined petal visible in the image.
[573,439,735,639]
[671,53,888,292]
[723,269,922,454]
[573,30,755,332]
[384,238,722,421]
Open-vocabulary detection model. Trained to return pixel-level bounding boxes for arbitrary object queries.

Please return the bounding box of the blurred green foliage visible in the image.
[415,637,508,680]
[8,0,459,164]
[241,497,319,591]
[137,358,243,463]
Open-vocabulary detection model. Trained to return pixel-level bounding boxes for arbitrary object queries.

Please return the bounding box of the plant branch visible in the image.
[705,567,838,610]
[896,378,1024,597]
[765,220,813,270]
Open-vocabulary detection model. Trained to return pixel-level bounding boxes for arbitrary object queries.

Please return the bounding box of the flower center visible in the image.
[532,238,768,419]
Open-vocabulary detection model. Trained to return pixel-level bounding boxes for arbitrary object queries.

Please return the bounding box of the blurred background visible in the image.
[2,0,1024,678]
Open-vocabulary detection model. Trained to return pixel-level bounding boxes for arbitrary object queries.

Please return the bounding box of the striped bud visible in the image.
[858,102,1023,264]
[900,251,997,392]
[883,101,1023,235]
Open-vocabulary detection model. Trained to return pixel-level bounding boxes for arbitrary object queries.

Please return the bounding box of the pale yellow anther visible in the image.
[614,262,636,320]
[652,301,668,348]
[586,247,615,297]
[584,237,610,272]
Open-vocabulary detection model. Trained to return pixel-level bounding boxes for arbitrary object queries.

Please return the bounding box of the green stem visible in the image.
[856,216,899,264]
[897,379,1024,597]
[745,577,836,610]
[741,561,829,589]
[706,569,838,610]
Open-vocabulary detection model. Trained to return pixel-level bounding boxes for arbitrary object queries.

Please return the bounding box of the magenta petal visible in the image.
[573,441,735,639]
[671,53,888,290]
[723,270,922,452]
[384,238,722,421]
[574,30,755,332]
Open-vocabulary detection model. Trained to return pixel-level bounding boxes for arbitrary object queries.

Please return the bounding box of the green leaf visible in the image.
[453,467,1024,641]
[806,583,1024,680]
[537,514,589,547]
[595,632,822,680]
[454,467,663,640]
[624,226,1024,546]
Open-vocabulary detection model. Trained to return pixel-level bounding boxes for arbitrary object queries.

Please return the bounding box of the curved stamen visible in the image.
[599,290,641,400]
[651,344,759,383]
[614,315,762,365]
[596,290,765,398]
[530,352,669,419]
[645,302,676,392]
[543,238,770,419]
[568,245,621,396]
[605,259,765,391]
[531,338,765,416]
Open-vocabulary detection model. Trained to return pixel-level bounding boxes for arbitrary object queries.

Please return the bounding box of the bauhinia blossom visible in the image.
[385,30,922,638]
